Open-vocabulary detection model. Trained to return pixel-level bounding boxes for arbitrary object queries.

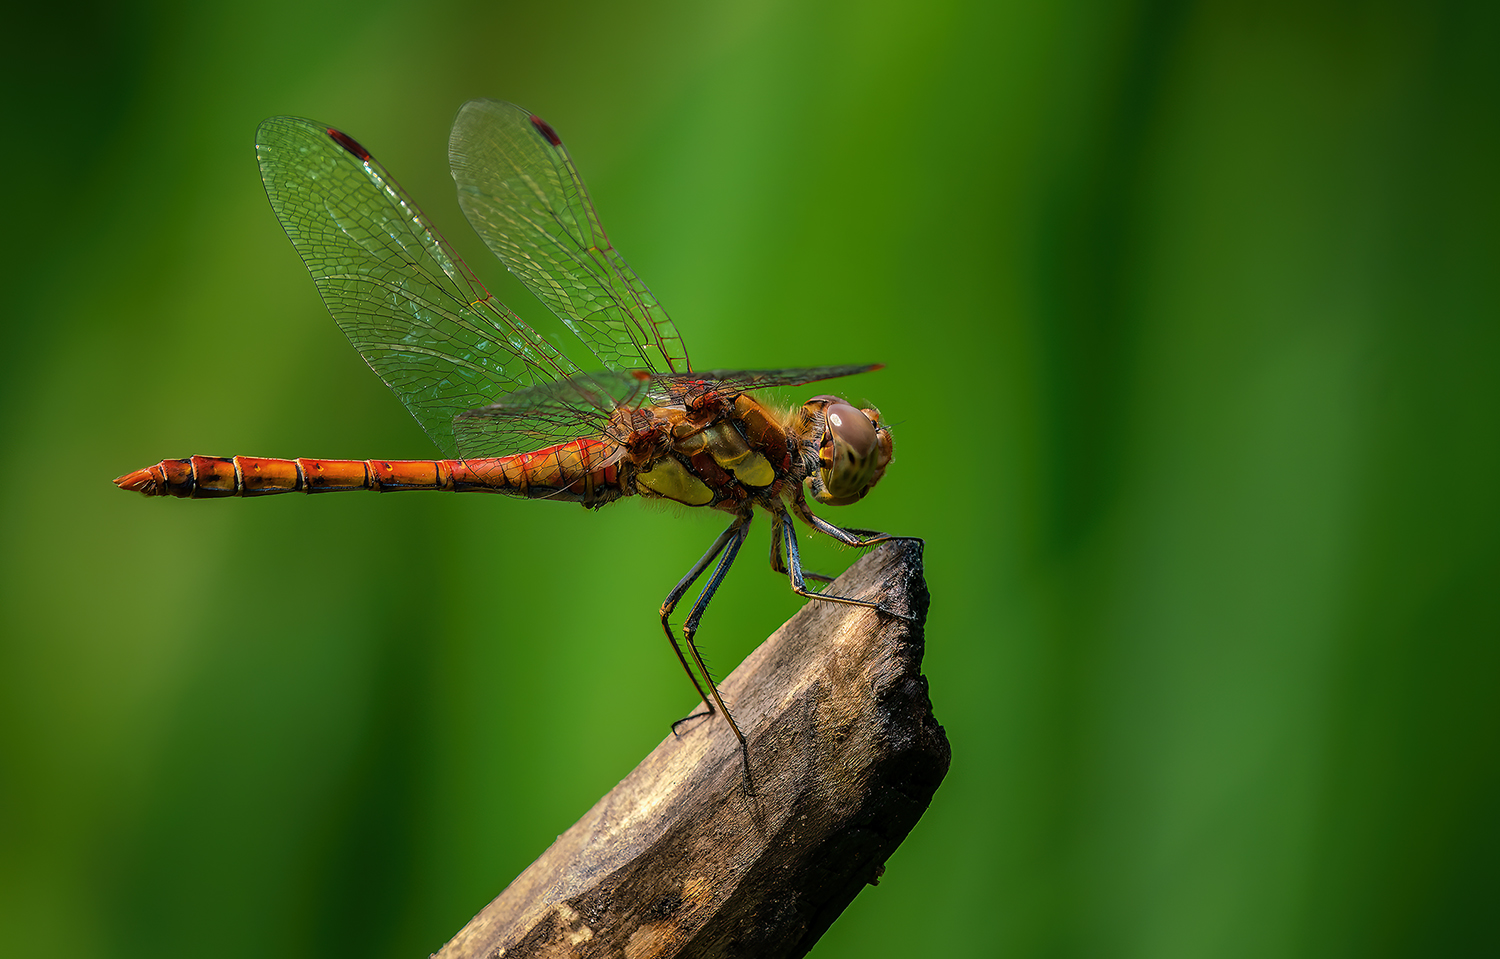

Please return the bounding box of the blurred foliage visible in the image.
[2,0,1496,957]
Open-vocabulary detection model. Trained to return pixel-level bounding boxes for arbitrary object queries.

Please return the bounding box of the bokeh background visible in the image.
[3,1,1496,956]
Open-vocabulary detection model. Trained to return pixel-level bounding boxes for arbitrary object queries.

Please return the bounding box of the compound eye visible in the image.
[825,401,876,460]
[816,400,881,504]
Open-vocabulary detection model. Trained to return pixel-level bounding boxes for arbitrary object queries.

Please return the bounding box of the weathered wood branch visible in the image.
[435,539,946,959]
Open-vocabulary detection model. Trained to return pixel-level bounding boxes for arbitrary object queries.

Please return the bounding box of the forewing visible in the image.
[448,99,689,377]
[257,117,584,457]
[649,364,885,405]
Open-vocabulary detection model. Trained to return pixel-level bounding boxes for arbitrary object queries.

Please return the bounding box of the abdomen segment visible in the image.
[115,440,622,505]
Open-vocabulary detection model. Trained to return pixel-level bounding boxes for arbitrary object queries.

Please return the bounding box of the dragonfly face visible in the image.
[115,100,912,764]
[796,396,893,507]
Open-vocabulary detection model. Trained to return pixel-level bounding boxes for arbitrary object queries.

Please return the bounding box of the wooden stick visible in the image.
[435,539,946,959]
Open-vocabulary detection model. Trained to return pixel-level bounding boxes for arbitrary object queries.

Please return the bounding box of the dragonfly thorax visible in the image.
[623,394,789,509]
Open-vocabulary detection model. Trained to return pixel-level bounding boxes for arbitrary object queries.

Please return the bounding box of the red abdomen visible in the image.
[114,439,623,506]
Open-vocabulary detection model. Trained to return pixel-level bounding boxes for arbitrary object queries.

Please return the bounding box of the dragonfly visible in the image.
[116,99,907,757]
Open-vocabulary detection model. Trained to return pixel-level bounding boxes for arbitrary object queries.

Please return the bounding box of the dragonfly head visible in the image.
[805,396,893,506]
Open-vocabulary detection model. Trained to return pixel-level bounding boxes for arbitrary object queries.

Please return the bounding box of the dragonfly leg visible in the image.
[790,489,924,551]
[778,510,880,611]
[782,496,925,621]
[660,515,752,751]
[676,519,753,763]
[769,519,834,584]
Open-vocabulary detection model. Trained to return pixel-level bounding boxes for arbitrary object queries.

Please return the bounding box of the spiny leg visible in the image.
[660,513,756,747]
[777,509,882,611]
[782,494,925,619]
[769,518,834,585]
[677,516,753,761]
[660,516,747,732]
[788,491,903,549]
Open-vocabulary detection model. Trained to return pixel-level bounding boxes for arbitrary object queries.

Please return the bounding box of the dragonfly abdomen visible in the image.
[115,439,625,506]
[114,455,470,498]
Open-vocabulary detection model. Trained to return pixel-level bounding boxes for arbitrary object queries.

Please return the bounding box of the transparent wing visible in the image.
[257,117,597,458]
[454,370,652,457]
[648,364,885,406]
[448,99,690,377]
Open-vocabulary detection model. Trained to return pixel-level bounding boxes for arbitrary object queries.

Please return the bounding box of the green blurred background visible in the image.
[3,1,1496,956]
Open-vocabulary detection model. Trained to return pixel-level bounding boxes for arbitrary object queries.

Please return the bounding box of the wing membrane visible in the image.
[454,370,653,456]
[649,364,884,405]
[448,99,689,377]
[257,117,593,457]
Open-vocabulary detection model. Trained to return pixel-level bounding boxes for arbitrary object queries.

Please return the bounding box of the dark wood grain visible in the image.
[435,539,946,959]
